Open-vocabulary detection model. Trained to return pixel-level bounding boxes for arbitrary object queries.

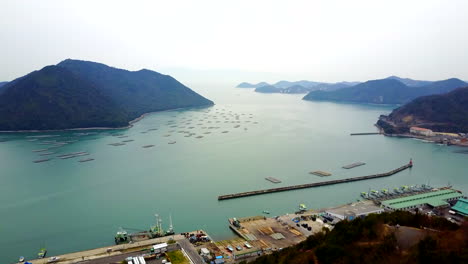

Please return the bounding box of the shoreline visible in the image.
[0,104,214,134]
[375,123,468,147]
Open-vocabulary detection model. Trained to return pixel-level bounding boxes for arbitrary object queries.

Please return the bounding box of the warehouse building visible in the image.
[451,198,468,216]
[381,189,464,211]
[325,201,384,220]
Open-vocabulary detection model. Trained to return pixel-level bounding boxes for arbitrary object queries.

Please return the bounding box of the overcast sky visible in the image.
[1,0,468,85]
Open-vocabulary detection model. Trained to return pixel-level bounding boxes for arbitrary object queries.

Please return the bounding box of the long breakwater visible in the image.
[218,163,412,200]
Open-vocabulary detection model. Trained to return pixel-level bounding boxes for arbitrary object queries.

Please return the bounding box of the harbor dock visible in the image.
[350,132,381,136]
[22,231,200,264]
[218,162,413,200]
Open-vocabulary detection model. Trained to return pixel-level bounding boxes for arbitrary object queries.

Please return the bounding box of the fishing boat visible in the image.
[19,256,25,262]
[38,248,47,259]
[299,204,307,212]
[263,210,270,214]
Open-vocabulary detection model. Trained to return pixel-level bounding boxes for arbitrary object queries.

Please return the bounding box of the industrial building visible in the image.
[410,127,434,137]
[451,198,468,216]
[325,201,384,220]
[381,189,464,211]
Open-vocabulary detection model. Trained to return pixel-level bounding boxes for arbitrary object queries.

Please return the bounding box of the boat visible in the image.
[33,159,51,163]
[299,204,307,212]
[114,228,129,244]
[38,248,47,259]
[360,192,368,198]
[263,210,270,214]
[19,256,25,262]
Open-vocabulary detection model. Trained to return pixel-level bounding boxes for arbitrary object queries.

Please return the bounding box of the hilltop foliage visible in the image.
[380,87,468,133]
[242,211,467,264]
[303,78,466,104]
[0,60,213,130]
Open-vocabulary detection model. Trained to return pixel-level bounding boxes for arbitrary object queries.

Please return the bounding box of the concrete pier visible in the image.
[218,163,412,200]
[350,132,381,136]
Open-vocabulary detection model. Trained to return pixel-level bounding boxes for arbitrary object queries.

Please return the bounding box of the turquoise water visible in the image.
[1,85,467,262]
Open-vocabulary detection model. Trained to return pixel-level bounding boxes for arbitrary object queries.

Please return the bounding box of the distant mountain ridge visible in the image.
[236,82,270,88]
[0,59,213,131]
[303,77,467,104]
[385,76,432,87]
[378,87,468,133]
[255,84,311,94]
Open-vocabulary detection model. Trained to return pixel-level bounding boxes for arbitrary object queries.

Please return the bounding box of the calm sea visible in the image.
[1,84,467,262]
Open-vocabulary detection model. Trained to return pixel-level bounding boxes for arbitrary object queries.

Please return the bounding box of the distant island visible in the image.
[0,59,213,131]
[255,84,311,94]
[237,77,466,103]
[236,82,270,88]
[237,80,359,94]
[303,77,466,104]
[377,87,468,136]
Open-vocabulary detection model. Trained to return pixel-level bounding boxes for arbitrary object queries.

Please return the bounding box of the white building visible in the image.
[325,202,384,220]
[410,127,434,137]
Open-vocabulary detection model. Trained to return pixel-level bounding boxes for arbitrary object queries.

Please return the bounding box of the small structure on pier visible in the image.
[310,171,332,177]
[342,162,366,169]
[265,177,281,183]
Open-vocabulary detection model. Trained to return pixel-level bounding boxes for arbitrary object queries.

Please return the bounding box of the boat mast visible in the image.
[168,214,174,233]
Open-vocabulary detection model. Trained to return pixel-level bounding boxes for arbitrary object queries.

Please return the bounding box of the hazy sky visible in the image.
[1,0,468,85]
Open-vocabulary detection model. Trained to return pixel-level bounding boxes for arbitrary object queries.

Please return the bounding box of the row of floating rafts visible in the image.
[309,161,367,177]
[33,151,94,163]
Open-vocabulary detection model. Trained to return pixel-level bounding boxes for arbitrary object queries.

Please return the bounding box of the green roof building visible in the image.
[451,198,468,216]
[381,189,464,211]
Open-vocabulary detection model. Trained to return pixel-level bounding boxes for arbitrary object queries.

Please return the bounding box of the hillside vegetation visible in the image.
[242,211,467,264]
[0,60,213,130]
[303,78,466,104]
[378,87,468,133]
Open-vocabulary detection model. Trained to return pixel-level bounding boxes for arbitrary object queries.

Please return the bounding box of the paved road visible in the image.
[178,239,205,264]
[79,244,180,264]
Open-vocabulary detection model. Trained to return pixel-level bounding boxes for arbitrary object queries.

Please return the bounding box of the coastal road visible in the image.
[178,239,205,264]
[79,244,180,264]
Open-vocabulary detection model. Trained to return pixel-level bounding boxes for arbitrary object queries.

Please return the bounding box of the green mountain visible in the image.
[303,79,412,104]
[303,78,467,104]
[0,60,213,131]
[378,87,468,133]
[57,59,213,119]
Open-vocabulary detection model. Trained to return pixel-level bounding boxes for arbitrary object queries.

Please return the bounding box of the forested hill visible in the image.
[0,60,213,131]
[378,87,468,133]
[303,78,467,104]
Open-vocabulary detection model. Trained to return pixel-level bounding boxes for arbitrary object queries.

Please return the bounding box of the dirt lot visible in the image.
[235,217,307,250]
